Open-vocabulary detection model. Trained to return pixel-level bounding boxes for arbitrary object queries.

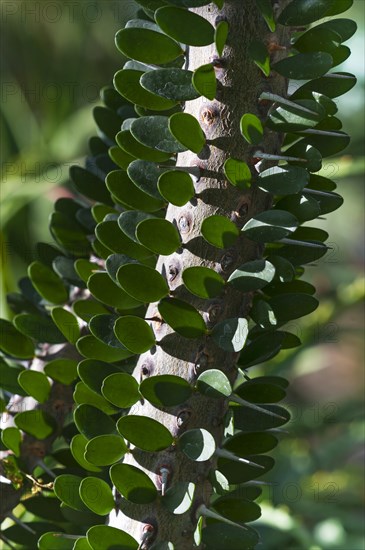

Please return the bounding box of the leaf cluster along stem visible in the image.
[0,0,356,548]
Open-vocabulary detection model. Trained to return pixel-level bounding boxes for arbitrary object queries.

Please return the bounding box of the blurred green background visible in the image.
[1,1,364,548]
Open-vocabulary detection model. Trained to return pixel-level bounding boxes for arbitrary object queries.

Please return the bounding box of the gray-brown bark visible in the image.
[110,1,291,547]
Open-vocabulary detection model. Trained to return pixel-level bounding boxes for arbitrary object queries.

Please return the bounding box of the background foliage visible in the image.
[1,0,364,548]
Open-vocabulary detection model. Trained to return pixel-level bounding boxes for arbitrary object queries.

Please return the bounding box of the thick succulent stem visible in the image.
[109,1,291,546]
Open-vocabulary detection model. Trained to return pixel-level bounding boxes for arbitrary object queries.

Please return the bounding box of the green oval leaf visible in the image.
[89,314,127,350]
[102,373,141,409]
[224,430,278,456]
[115,26,182,65]
[87,525,138,550]
[116,129,172,163]
[0,319,34,359]
[51,307,80,344]
[140,68,199,101]
[242,210,298,242]
[13,313,66,344]
[110,463,157,504]
[211,317,249,352]
[1,427,22,457]
[118,211,154,243]
[28,261,68,304]
[54,475,88,512]
[169,113,206,154]
[258,165,309,195]
[293,26,342,56]
[257,0,276,31]
[74,259,99,283]
[155,6,214,46]
[179,428,216,461]
[117,263,169,303]
[98,218,153,261]
[237,332,285,368]
[235,378,286,404]
[197,369,232,399]
[268,256,296,283]
[50,211,91,257]
[73,299,110,323]
[182,266,225,299]
[300,130,350,157]
[266,98,325,132]
[248,40,270,76]
[324,0,353,16]
[18,370,51,403]
[109,144,135,170]
[233,402,290,432]
[77,359,120,395]
[158,170,195,206]
[213,495,261,523]
[69,166,113,207]
[223,158,251,189]
[106,170,164,213]
[79,477,114,516]
[45,358,78,385]
[114,69,177,112]
[201,215,239,249]
[117,415,173,452]
[131,116,186,154]
[314,18,357,43]
[269,292,319,322]
[140,374,192,407]
[0,360,26,395]
[53,255,85,288]
[275,194,320,223]
[240,113,264,145]
[215,20,229,56]
[93,105,122,142]
[88,272,142,310]
[73,538,92,550]
[250,299,277,329]
[278,0,337,26]
[127,160,166,200]
[74,404,116,440]
[192,64,217,100]
[73,381,117,415]
[136,218,181,255]
[158,297,206,338]
[76,335,133,362]
[70,435,102,473]
[217,453,274,483]
[38,532,76,550]
[292,72,356,99]
[228,260,275,292]
[162,482,196,515]
[272,52,333,80]
[14,410,57,440]
[114,316,155,354]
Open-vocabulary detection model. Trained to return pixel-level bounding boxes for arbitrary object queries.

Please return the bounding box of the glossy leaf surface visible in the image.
[158,170,195,206]
[114,316,155,354]
[140,374,192,407]
[155,6,214,46]
[169,112,206,154]
[117,415,173,451]
[158,297,206,338]
[110,463,157,504]
[182,266,225,298]
[201,215,239,249]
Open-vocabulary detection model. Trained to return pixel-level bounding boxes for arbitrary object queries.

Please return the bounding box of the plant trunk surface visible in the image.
[109,1,291,546]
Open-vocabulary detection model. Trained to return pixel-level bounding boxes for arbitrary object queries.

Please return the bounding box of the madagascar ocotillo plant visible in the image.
[0,0,357,548]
